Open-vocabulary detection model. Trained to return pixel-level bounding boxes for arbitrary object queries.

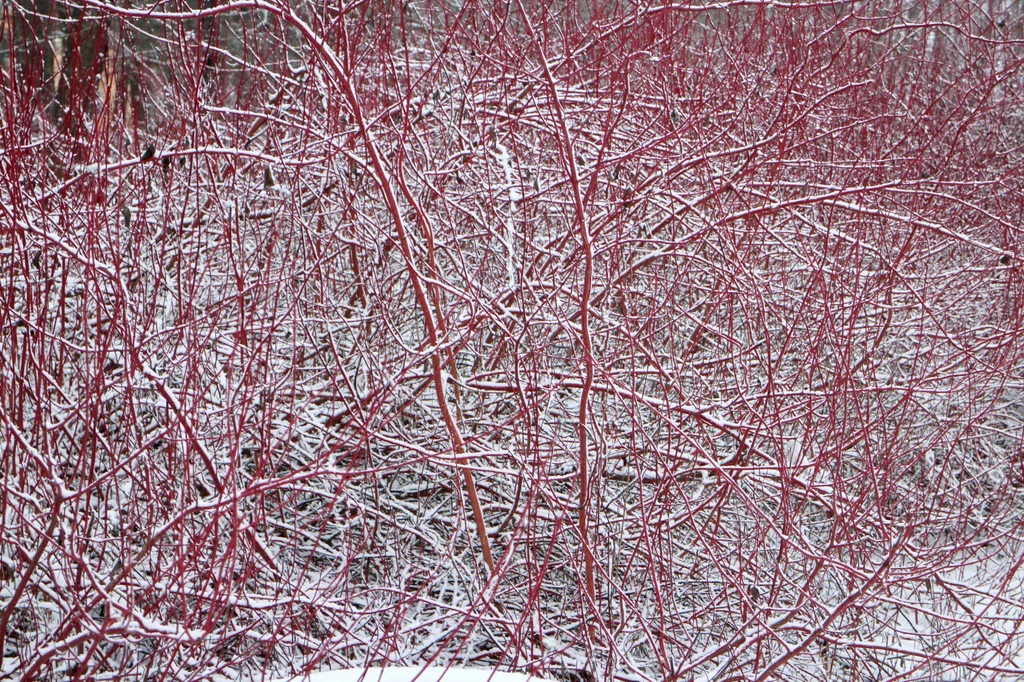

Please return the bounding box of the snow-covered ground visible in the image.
[275,668,545,682]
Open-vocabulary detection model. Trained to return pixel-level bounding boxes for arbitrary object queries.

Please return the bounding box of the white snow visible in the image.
[275,667,546,682]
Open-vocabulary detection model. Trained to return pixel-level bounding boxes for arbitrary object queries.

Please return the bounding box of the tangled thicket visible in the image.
[2,1,1024,680]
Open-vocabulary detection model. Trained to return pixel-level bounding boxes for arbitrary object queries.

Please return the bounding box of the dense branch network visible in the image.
[1,1,1023,681]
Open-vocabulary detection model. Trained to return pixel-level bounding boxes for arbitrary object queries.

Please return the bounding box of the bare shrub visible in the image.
[2,1,1023,680]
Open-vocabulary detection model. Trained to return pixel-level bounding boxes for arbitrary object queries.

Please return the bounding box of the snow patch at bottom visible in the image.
[276,667,547,682]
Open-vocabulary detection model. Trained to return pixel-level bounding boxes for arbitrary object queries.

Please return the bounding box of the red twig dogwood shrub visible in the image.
[2,1,1023,680]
